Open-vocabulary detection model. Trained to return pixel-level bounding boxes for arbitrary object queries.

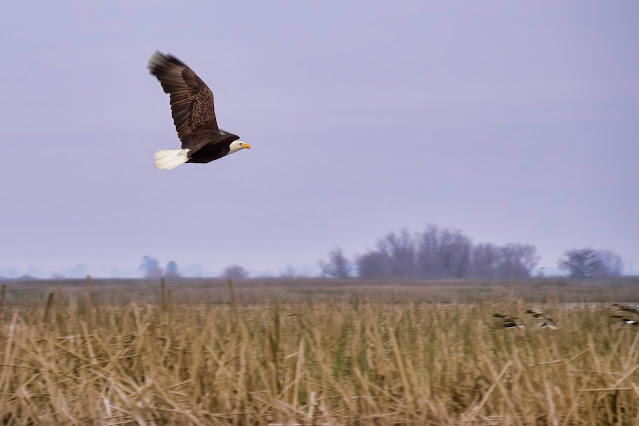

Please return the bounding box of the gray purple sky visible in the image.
[1,1,638,278]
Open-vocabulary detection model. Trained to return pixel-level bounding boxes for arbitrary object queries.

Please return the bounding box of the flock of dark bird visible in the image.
[492,303,639,330]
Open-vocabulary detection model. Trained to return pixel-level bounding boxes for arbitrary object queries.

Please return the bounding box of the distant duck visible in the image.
[537,320,559,330]
[610,315,639,326]
[493,313,526,329]
[525,309,559,330]
[525,309,544,319]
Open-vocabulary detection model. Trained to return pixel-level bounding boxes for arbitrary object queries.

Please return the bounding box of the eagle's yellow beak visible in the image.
[244,143,251,150]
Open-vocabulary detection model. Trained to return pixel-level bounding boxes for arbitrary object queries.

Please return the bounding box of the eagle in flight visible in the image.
[147,51,250,170]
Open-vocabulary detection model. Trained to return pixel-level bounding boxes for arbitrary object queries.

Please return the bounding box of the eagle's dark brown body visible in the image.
[186,131,237,163]
[147,52,245,167]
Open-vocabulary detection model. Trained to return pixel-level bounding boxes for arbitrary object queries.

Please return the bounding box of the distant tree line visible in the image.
[136,226,625,281]
[557,248,622,278]
[138,256,250,279]
[320,224,624,280]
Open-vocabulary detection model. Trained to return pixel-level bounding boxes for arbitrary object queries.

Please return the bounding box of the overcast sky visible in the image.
[1,1,637,278]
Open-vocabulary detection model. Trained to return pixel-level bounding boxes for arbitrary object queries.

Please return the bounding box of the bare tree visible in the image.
[494,244,539,279]
[319,247,352,278]
[468,242,540,280]
[139,255,163,279]
[470,243,500,278]
[416,224,441,278]
[558,248,623,278]
[377,229,416,277]
[165,260,180,278]
[517,244,541,276]
[438,229,472,278]
[222,264,249,279]
[415,225,471,278]
[356,251,391,279]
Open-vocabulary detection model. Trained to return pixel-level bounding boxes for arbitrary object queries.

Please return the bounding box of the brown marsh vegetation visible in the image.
[0,277,637,424]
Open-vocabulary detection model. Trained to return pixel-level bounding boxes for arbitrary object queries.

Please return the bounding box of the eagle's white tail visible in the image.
[154,149,190,170]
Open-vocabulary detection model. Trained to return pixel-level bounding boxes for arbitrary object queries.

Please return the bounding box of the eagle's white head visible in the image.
[229,141,251,154]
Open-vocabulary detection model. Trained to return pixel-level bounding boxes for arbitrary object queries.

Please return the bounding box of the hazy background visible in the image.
[1,1,637,278]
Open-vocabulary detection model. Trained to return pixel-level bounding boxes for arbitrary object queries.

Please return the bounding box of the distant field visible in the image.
[2,276,638,306]
[0,278,637,424]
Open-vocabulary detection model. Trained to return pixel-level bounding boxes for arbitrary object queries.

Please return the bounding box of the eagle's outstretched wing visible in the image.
[147,51,219,147]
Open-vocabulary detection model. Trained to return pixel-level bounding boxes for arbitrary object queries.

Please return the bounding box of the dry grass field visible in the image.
[0,277,638,425]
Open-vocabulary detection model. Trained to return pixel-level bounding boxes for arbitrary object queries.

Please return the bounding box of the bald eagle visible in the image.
[147,51,250,170]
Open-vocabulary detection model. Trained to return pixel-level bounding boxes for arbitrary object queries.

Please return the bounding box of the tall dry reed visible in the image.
[0,281,637,424]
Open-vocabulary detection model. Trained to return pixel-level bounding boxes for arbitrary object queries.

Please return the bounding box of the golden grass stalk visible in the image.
[0,288,637,424]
